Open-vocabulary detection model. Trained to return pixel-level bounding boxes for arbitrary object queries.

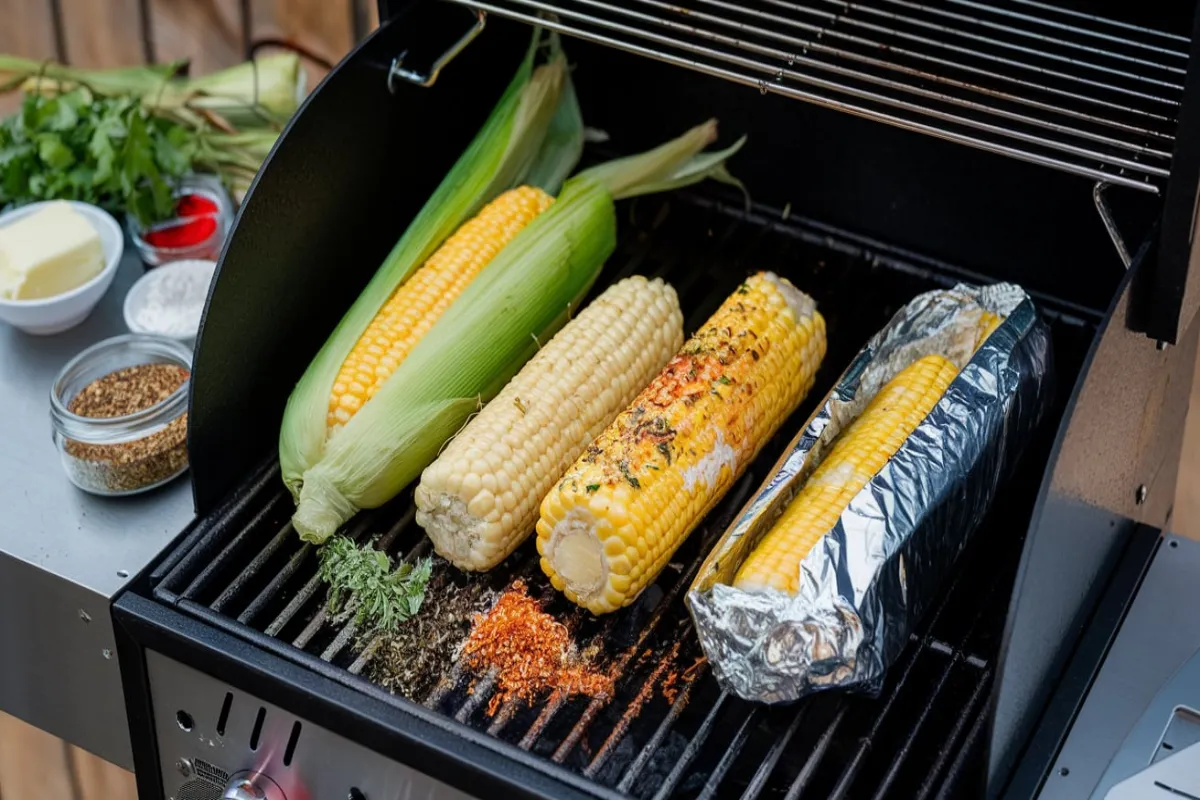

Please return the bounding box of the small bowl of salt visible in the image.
[124,259,216,343]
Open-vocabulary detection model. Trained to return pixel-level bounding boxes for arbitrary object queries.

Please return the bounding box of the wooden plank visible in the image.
[149,0,242,76]
[0,0,58,117]
[68,744,137,800]
[0,0,57,58]
[58,0,144,67]
[0,711,77,800]
[251,0,355,86]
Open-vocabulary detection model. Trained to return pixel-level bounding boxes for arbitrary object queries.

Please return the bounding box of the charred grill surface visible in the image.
[154,189,1095,798]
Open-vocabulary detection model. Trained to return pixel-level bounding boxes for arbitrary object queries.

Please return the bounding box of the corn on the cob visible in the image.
[416,276,684,570]
[328,186,554,434]
[976,310,1002,349]
[287,120,745,544]
[733,354,959,594]
[537,272,827,614]
[281,39,576,521]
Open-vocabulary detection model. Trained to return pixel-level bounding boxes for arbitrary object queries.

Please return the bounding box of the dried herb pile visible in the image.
[368,564,495,702]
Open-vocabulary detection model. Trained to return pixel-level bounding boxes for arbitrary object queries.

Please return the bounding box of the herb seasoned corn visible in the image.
[537,272,826,614]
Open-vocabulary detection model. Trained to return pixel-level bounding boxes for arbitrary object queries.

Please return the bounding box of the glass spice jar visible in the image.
[50,334,192,496]
[125,174,233,267]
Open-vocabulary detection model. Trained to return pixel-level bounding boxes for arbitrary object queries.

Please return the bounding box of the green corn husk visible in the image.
[280,34,579,513]
[290,119,746,543]
[2,53,303,129]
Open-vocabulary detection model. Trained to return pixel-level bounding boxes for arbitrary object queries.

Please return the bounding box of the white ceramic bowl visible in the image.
[123,258,216,342]
[0,201,124,335]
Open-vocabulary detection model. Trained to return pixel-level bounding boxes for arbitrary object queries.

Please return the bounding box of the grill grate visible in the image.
[443,0,1187,193]
[155,189,1096,798]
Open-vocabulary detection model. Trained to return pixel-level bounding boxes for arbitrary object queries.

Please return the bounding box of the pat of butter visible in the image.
[0,203,105,300]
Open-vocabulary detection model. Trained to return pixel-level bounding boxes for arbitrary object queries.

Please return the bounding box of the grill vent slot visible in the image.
[284,721,302,766]
[250,707,266,751]
[216,691,233,736]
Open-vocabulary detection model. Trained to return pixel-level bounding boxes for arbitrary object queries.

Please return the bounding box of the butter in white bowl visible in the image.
[0,202,105,300]
[0,200,123,335]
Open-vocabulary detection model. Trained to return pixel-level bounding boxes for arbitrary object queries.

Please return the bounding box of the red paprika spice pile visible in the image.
[460,580,613,715]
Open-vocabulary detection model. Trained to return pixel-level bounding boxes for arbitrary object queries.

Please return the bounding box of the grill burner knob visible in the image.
[222,773,285,800]
[224,781,265,800]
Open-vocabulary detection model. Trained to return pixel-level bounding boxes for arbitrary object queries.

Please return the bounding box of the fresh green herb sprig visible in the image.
[319,536,433,633]
[0,87,279,224]
[0,89,193,224]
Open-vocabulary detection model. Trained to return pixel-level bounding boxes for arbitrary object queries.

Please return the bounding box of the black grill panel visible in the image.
[155,189,1095,798]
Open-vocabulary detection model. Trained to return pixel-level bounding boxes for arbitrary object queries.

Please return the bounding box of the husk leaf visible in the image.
[280,34,573,505]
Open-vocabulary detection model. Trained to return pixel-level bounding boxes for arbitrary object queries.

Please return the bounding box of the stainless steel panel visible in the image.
[992,276,1200,792]
[146,650,474,800]
[0,250,195,766]
[1036,535,1200,799]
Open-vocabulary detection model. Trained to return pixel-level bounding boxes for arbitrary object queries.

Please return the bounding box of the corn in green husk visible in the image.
[286,112,745,543]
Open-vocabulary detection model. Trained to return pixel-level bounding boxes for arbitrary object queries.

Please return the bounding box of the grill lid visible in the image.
[1142,5,1200,344]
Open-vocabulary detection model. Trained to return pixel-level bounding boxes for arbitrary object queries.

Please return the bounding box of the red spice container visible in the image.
[127,175,233,267]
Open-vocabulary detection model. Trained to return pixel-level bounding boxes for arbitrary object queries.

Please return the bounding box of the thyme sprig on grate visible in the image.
[319,536,432,633]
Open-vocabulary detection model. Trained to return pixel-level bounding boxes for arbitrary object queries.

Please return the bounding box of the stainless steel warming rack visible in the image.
[440,0,1186,194]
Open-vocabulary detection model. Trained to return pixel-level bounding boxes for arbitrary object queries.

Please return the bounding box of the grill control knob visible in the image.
[224,780,265,800]
[223,772,286,800]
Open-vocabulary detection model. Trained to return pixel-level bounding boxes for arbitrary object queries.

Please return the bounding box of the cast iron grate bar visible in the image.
[448,0,1185,192]
[696,707,762,800]
[158,189,1094,798]
[652,691,731,800]
[914,667,994,800]
[785,705,847,799]
[211,520,293,614]
[616,659,710,793]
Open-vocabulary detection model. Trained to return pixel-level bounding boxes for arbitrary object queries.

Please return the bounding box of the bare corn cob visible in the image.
[537,272,827,614]
[733,354,959,594]
[327,186,554,434]
[415,276,684,570]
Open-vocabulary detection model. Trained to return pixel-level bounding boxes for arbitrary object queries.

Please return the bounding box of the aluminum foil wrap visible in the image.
[686,282,1053,704]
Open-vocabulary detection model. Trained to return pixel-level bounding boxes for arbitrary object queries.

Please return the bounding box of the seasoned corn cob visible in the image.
[537,272,827,614]
[415,276,684,570]
[733,354,959,594]
[327,186,554,434]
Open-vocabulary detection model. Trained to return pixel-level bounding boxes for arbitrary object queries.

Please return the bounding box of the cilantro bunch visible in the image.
[0,88,195,224]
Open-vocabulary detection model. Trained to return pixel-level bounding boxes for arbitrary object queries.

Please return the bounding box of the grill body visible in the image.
[115,3,1200,799]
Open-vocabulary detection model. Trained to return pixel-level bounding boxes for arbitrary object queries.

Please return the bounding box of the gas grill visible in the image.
[109,1,1200,798]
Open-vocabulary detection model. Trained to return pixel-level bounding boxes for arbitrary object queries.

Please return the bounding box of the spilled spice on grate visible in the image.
[368,563,495,702]
[461,579,613,715]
